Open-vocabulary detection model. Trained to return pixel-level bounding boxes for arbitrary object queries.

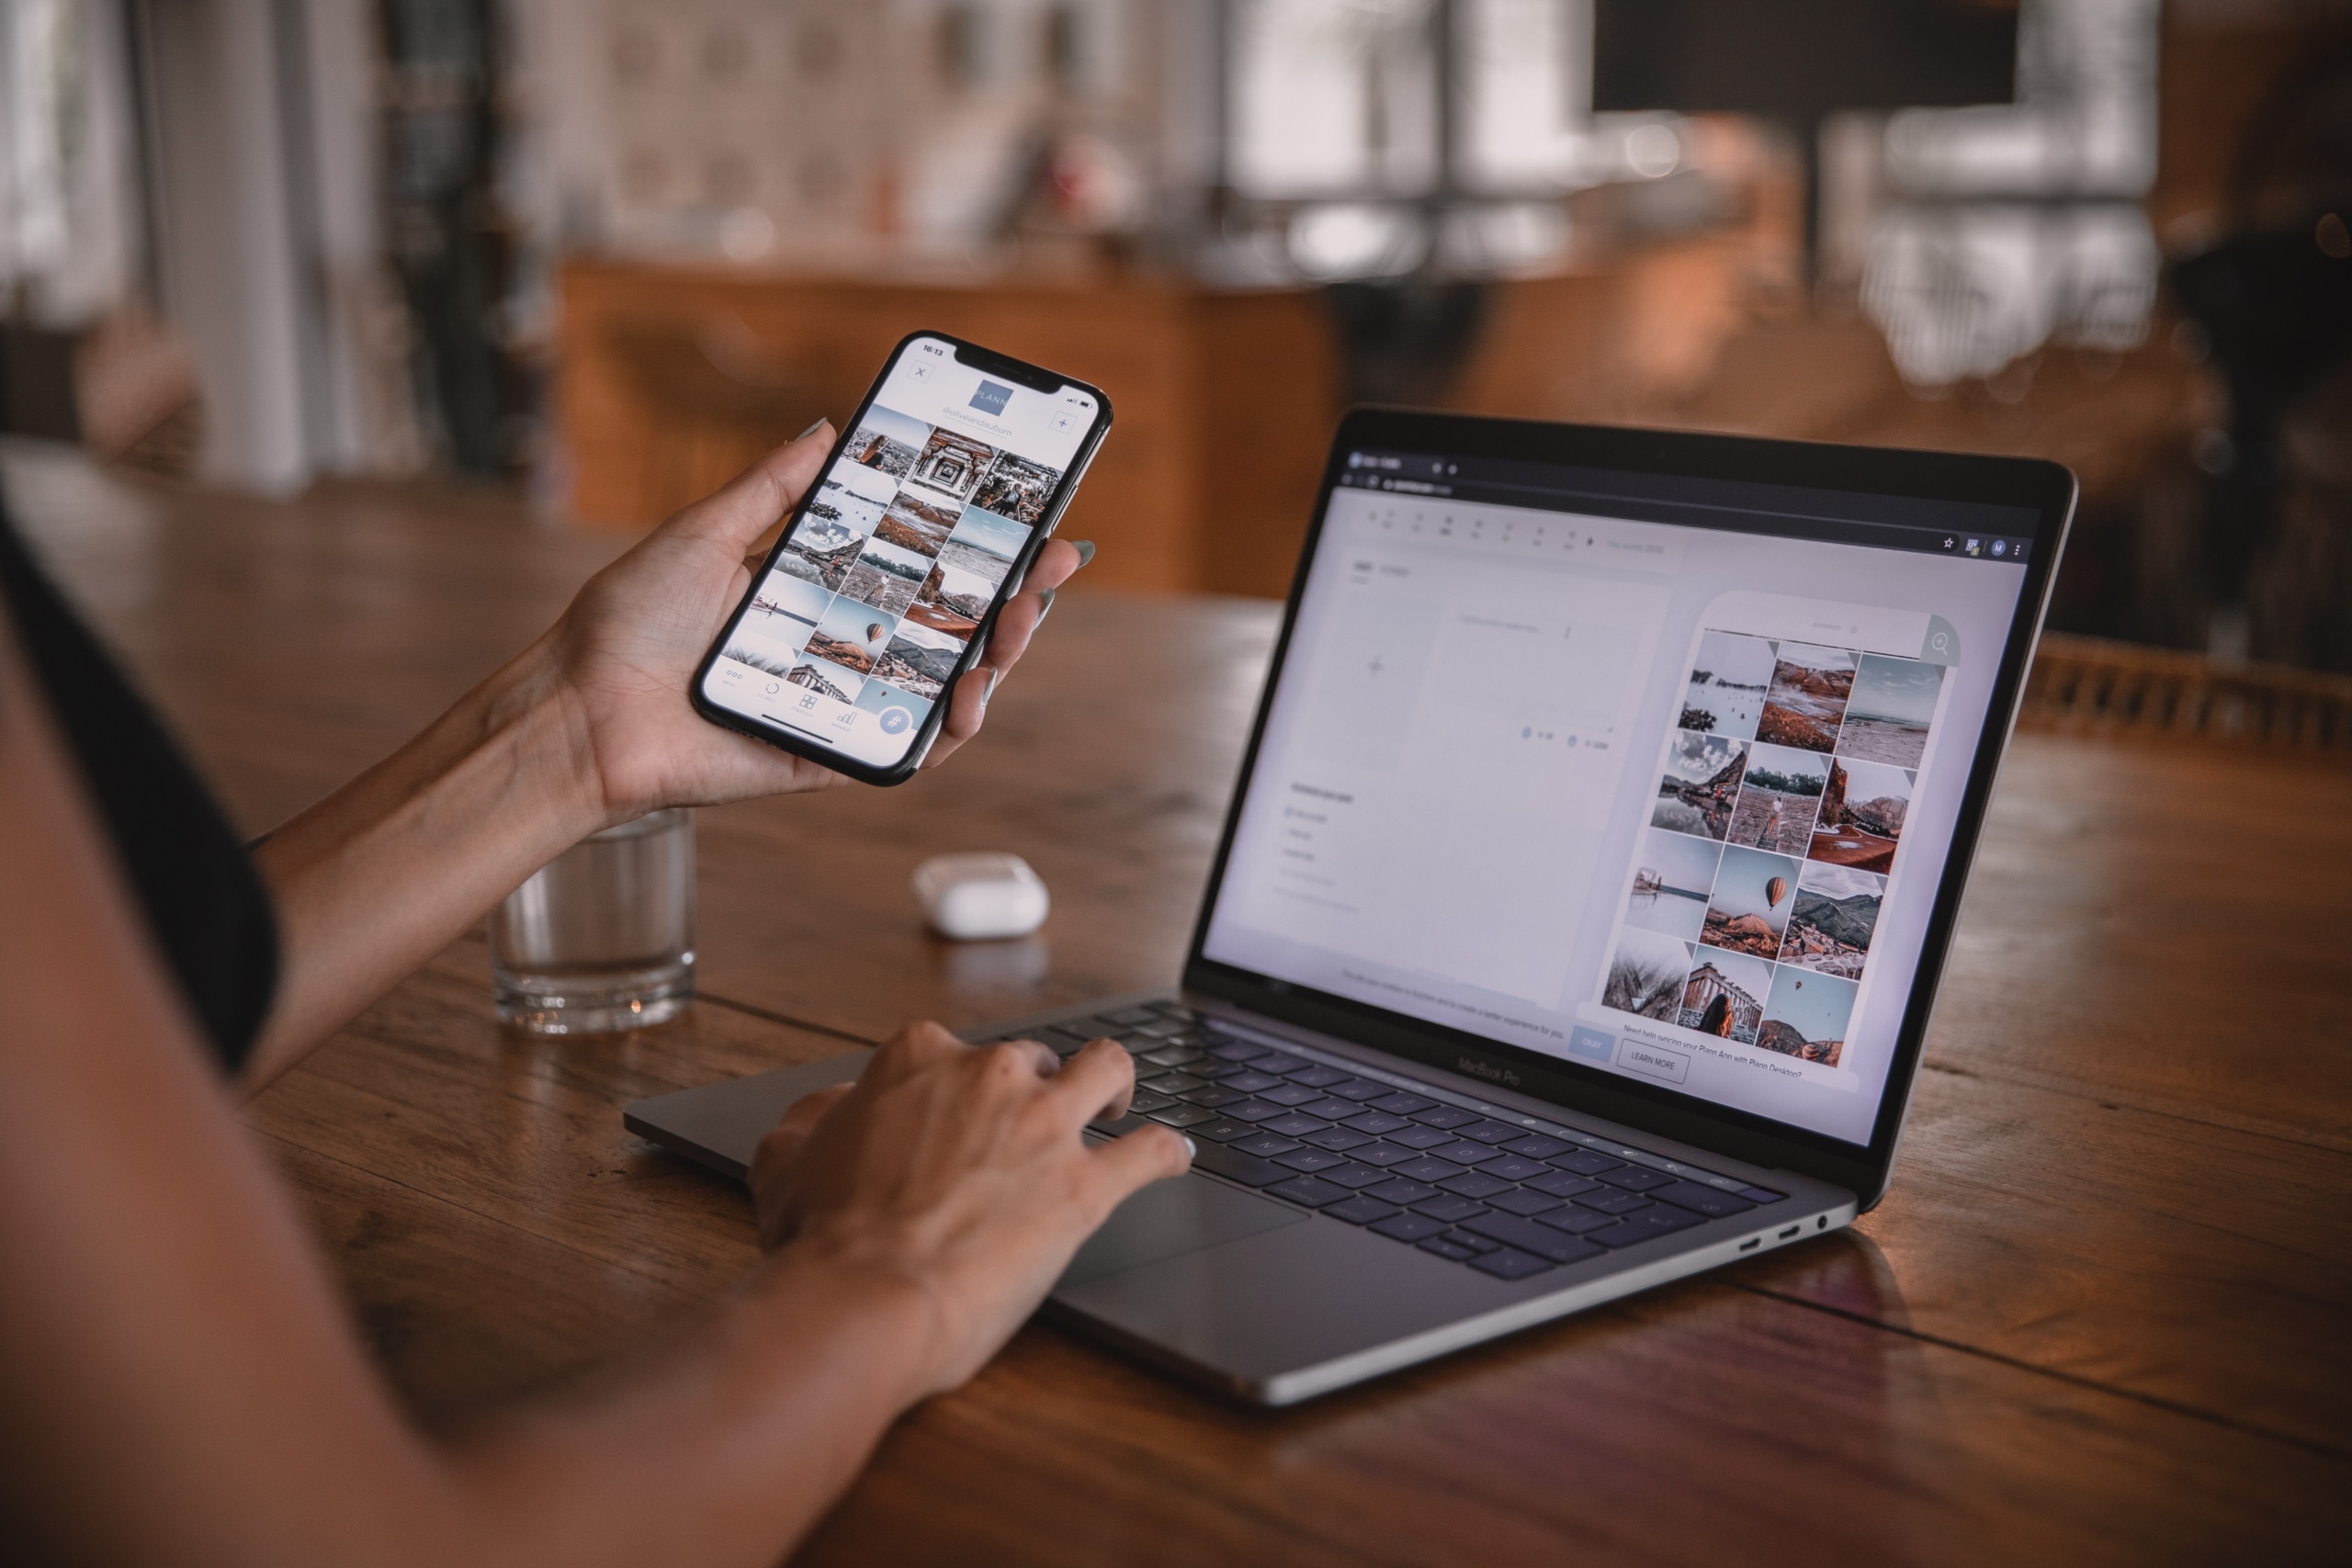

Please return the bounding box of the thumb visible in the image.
[670,421,833,555]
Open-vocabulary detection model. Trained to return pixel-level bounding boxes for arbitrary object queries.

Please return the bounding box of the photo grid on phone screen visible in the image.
[718,399,1064,746]
[1603,628,1945,1069]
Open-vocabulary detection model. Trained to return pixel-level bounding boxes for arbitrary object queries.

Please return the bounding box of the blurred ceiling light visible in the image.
[1288,203,1425,278]
[1623,122,1682,179]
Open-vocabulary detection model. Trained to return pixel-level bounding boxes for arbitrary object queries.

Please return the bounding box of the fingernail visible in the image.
[797,419,828,440]
[981,668,1001,707]
[1069,539,1096,568]
[1037,586,1055,621]
[1182,1136,1198,1160]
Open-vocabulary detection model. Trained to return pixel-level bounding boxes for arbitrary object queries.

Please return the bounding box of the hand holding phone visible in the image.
[693,333,1112,784]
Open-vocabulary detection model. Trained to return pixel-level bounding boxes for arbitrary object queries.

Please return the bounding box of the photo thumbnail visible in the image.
[1701,843,1802,959]
[844,405,929,478]
[804,596,897,675]
[1625,827,1722,943]
[1758,968,1857,1067]
[1758,641,1855,752]
[1779,861,1883,978]
[871,618,965,702]
[909,550,1007,636]
[722,573,830,674]
[1602,928,1694,1023]
[1679,629,1775,740]
[841,535,935,617]
[1678,946,1772,1045]
[1726,741,1827,854]
[873,488,959,558]
[971,452,1061,524]
[854,676,933,739]
[908,427,998,502]
[820,457,897,510]
[1808,755,1914,875]
[784,653,863,705]
[945,502,1029,564]
[1838,653,1941,769]
[1653,729,1747,841]
[777,530,863,592]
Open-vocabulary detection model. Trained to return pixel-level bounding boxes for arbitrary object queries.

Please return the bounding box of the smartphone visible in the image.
[692,332,1112,785]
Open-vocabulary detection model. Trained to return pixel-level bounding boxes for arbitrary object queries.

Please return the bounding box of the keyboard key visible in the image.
[1487,1188,1564,1217]
[1435,1171,1516,1200]
[1205,1041,1271,1063]
[1425,1142,1504,1167]
[1536,1206,1621,1235]
[1295,1099,1363,1122]
[1576,1189,1654,1216]
[1219,1071,1283,1094]
[1597,1167,1675,1192]
[1274,1147,1348,1174]
[1133,1017,1189,1039]
[1231,1134,1304,1158]
[1501,1134,1576,1159]
[1739,1185,1787,1203]
[1584,1207,1706,1247]
[1367,1179,1442,1205]
[1148,1000,1198,1019]
[1269,1176,1352,1208]
[1141,1072,1207,1095]
[1102,1006,1161,1026]
[1300,1127,1373,1152]
[1408,1106,1479,1131]
[1038,1028,1093,1055]
[1178,1085,1249,1109]
[1323,1195,1403,1225]
[1478,1156,1552,1182]
[1226,1100,1289,1122]
[1527,1170,1602,1199]
[1470,1247,1555,1281]
[1249,1053,1309,1075]
[1341,1111,1414,1135]
[1189,1119,1257,1144]
[1258,1084,1327,1107]
[1261,1113,1333,1138]
[1368,1091,1436,1115]
[1284,1066,1353,1089]
[1418,1236,1480,1262]
[1186,1140,1293,1188]
[1650,1181,1758,1219]
[1329,1079,1392,1101]
[1192,1061,1261,1082]
[1322,1163,1395,1190]
[1353,1143,1419,1168]
[1126,1090,1177,1113]
[1442,1227,1500,1253]
[1458,1121,1525,1145]
[1409,1195,1491,1224]
[1460,1213,1607,1267]
[1369,1213,1450,1243]
[1386,1127,1457,1151]
[1389,1157,1461,1184]
[1139,1045,1204,1068]
[1549,1151,1624,1177]
[1147,1104,1219,1129]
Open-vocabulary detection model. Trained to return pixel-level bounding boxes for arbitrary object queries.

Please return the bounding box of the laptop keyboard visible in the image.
[980,1001,1787,1284]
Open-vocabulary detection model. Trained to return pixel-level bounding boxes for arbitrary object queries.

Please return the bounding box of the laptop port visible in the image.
[1779,1225,1801,1239]
[1738,1237,1760,1252]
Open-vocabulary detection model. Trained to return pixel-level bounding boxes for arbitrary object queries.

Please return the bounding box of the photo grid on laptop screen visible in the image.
[1200,448,2040,1146]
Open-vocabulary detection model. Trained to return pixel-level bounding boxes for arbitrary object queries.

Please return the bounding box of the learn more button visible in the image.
[1618,1041,1690,1084]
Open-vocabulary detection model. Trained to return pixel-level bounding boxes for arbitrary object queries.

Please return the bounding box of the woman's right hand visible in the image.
[748,1024,1193,1403]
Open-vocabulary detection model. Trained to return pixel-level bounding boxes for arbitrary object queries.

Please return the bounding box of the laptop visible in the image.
[628,409,2075,1405]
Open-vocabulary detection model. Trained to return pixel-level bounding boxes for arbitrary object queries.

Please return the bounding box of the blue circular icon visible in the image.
[877,705,911,734]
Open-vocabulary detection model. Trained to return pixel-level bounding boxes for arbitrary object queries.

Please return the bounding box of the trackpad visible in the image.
[1058,1173,1306,1289]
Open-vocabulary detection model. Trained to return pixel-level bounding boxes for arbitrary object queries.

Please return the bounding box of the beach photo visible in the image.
[946,503,1030,564]
[803,596,898,675]
[1601,928,1695,1023]
[1701,843,1802,958]
[1758,967,1858,1067]
[907,428,998,502]
[1779,862,1884,977]
[1837,653,1942,768]
[819,457,897,509]
[912,550,1005,631]
[720,572,830,674]
[777,532,864,592]
[1625,827,1723,943]
[1758,641,1856,752]
[1726,742,1827,854]
[784,652,864,705]
[1652,729,1748,840]
[1679,629,1775,739]
[1678,947,1772,1044]
[840,535,936,616]
[871,618,966,701]
[843,405,929,478]
[1808,756,1914,874]
[970,452,1061,524]
[873,489,960,558]
[854,676,933,738]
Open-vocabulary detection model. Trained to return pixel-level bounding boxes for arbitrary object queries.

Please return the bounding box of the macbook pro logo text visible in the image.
[968,380,1014,415]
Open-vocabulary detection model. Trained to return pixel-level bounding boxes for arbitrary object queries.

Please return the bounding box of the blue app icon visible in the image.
[968,380,1013,415]
[877,705,911,734]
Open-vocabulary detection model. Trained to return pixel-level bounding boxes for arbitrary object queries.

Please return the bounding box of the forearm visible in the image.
[243,634,606,1088]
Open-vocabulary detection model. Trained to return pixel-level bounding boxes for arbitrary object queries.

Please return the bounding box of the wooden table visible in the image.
[11,450,2348,1564]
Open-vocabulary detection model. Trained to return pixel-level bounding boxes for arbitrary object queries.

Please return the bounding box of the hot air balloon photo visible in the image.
[1767,874,1789,908]
[1701,844,1802,959]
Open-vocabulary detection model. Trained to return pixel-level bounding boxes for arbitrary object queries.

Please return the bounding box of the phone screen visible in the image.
[696,334,1104,775]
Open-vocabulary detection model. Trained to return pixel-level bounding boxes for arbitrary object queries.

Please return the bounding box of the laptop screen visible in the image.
[1197,443,2041,1148]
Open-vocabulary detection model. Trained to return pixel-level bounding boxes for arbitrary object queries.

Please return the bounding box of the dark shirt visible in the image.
[0,507,277,1072]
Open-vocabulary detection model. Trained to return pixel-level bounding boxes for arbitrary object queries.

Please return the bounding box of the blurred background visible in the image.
[2,0,2348,667]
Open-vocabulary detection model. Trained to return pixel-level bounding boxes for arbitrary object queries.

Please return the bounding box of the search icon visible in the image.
[1920,615,1961,666]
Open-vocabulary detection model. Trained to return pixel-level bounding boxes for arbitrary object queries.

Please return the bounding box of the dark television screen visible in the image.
[1592,0,2018,120]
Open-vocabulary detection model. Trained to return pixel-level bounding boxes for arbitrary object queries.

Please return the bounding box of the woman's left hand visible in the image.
[541,423,1086,825]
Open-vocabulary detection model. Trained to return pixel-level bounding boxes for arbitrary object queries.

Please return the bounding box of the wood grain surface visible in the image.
[7,447,2346,1564]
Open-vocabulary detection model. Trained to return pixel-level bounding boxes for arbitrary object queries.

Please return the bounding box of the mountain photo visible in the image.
[1758,642,1855,751]
[1758,967,1857,1067]
[1779,861,1883,977]
[1653,729,1747,840]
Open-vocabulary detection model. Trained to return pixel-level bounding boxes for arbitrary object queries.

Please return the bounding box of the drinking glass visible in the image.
[489,808,695,1033]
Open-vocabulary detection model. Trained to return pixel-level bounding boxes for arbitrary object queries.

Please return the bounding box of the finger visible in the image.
[1086,1123,1194,1207]
[668,422,833,555]
[757,1081,854,1174]
[1043,1037,1138,1123]
[861,1020,966,1088]
[1001,1037,1062,1079]
[980,538,1080,671]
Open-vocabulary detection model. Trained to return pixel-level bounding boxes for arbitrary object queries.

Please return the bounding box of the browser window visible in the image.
[1200,450,2035,1145]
